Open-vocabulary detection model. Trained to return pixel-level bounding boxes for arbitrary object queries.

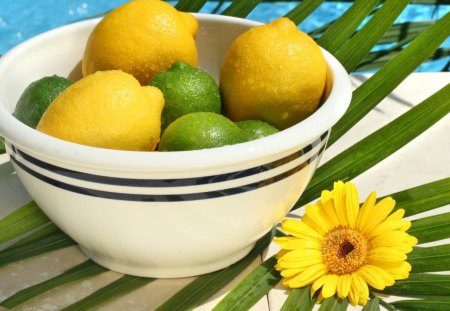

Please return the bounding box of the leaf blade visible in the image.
[0,260,107,308]
[409,212,450,244]
[284,0,324,25]
[62,275,155,311]
[221,0,262,18]
[0,201,50,245]
[317,0,379,54]
[0,232,75,267]
[280,286,316,311]
[362,296,381,311]
[318,297,349,311]
[296,81,450,208]
[388,178,450,217]
[409,244,450,273]
[378,274,450,297]
[175,0,208,12]
[392,298,450,311]
[156,230,274,311]
[334,0,410,72]
[329,12,450,145]
[212,255,281,311]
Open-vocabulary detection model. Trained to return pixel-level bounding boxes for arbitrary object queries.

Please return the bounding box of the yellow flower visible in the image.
[275,181,418,306]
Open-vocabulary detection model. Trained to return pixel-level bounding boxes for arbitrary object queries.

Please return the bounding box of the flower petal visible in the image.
[333,181,351,227]
[370,230,414,247]
[278,249,322,262]
[321,274,339,298]
[317,199,340,228]
[336,274,351,299]
[387,208,405,220]
[287,264,327,288]
[281,219,321,239]
[368,247,407,261]
[358,265,394,290]
[358,196,395,232]
[274,237,320,250]
[345,182,359,228]
[280,268,304,278]
[356,191,377,230]
[368,219,411,239]
[371,260,412,280]
[303,204,331,235]
[351,272,369,305]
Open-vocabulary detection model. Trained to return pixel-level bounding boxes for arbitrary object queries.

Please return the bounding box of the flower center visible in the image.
[321,226,368,275]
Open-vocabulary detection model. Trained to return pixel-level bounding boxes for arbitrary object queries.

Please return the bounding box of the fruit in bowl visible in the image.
[0,9,351,277]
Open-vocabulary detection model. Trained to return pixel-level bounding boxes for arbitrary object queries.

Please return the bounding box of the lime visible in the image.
[149,61,221,130]
[158,112,244,151]
[236,120,279,141]
[36,70,164,151]
[13,75,72,128]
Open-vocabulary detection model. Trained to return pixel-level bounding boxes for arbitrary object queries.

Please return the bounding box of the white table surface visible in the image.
[0,72,449,310]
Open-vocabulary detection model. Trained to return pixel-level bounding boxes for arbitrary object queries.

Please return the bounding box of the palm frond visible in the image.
[0,1,449,310]
[284,0,325,25]
[297,82,450,207]
[62,275,155,311]
[0,261,107,309]
[155,230,274,311]
[328,11,450,146]
[221,0,263,18]
[316,0,379,54]
[280,286,316,311]
[175,0,208,12]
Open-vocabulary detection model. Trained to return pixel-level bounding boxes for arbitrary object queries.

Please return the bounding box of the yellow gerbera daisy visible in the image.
[275,181,418,306]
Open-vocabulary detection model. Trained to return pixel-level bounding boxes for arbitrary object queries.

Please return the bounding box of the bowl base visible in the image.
[79,244,255,278]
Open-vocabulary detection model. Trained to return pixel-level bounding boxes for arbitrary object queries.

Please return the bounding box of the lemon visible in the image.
[158,112,245,151]
[149,61,221,130]
[236,120,279,142]
[36,70,164,151]
[82,0,198,85]
[220,17,327,129]
[13,75,72,128]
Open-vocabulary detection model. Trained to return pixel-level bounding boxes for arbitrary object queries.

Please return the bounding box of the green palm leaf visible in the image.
[280,286,316,311]
[175,0,208,12]
[0,201,50,245]
[362,297,381,311]
[392,298,450,311]
[0,260,107,309]
[318,297,349,310]
[0,1,449,310]
[409,244,450,273]
[316,0,379,54]
[62,275,155,311]
[221,0,262,18]
[284,0,324,25]
[296,82,450,208]
[155,230,274,311]
[328,11,450,146]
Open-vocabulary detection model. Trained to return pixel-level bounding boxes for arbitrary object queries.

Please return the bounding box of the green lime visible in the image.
[149,61,221,130]
[158,112,245,151]
[13,75,73,128]
[236,120,279,141]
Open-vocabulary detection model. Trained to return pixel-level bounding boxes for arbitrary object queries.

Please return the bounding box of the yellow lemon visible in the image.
[37,70,164,151]
[220,17,327,129]
[82,0,198,85]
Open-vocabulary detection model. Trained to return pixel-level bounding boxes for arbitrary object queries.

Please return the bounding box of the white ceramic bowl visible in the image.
[0,14,351,278]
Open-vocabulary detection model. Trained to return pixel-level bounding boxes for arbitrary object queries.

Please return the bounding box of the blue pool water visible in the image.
[0,1,449,72]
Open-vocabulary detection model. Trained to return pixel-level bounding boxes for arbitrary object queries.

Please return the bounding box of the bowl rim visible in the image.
[0,13,352,173]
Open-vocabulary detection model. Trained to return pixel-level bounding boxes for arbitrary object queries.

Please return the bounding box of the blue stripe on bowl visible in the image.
[10,131,328,187]
[9,143,326,202]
